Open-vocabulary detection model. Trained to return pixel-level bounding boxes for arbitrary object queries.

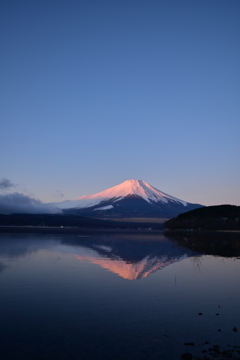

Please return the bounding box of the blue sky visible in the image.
[1,0,240,206]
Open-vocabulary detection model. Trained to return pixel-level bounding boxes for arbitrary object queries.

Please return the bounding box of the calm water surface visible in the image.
[0,231,239,359]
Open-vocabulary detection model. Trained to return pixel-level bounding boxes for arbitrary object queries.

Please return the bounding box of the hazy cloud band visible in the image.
[0,193,62,215]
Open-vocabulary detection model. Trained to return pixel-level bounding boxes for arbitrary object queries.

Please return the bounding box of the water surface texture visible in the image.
[0,232,239,359]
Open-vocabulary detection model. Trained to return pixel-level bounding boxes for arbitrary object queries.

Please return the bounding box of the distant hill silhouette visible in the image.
[0,213,163,231]
[164,205,240,230]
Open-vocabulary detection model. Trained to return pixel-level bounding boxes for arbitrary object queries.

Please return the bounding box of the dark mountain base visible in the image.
[64,195,203,219]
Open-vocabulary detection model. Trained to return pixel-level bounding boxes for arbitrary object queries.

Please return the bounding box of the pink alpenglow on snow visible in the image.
[54,179,188,210]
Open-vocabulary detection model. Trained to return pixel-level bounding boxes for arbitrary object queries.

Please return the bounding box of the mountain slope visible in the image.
[53,179,203,219]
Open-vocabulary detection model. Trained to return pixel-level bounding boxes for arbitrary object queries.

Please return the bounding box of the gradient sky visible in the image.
[1,0,240,206]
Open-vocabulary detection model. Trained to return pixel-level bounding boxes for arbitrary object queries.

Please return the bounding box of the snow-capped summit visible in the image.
[54,179,187,210]
[53,180,203,219]
[94,179,188,205]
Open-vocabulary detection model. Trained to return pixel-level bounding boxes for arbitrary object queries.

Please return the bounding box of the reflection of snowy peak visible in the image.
[0,232,199,281]
[53,179,203,218]
[72,234,197,280]
[76,254,186,280]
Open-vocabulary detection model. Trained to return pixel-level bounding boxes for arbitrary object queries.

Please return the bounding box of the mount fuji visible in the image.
[53,180,203,219]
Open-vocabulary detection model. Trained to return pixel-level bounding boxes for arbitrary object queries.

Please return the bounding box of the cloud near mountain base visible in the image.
[0,193,62,215]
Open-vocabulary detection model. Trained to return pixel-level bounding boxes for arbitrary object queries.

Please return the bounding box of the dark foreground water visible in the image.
[0,231,240,359]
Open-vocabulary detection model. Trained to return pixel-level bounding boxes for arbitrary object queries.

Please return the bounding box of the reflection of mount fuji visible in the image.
[77,254,186,280]
[0,233,199,280]
[66,233,199,280]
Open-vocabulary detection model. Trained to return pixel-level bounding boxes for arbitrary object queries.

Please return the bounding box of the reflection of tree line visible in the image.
[166,231,240,257]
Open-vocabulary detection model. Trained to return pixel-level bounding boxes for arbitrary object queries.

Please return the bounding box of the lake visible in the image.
[0,231,240,359]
